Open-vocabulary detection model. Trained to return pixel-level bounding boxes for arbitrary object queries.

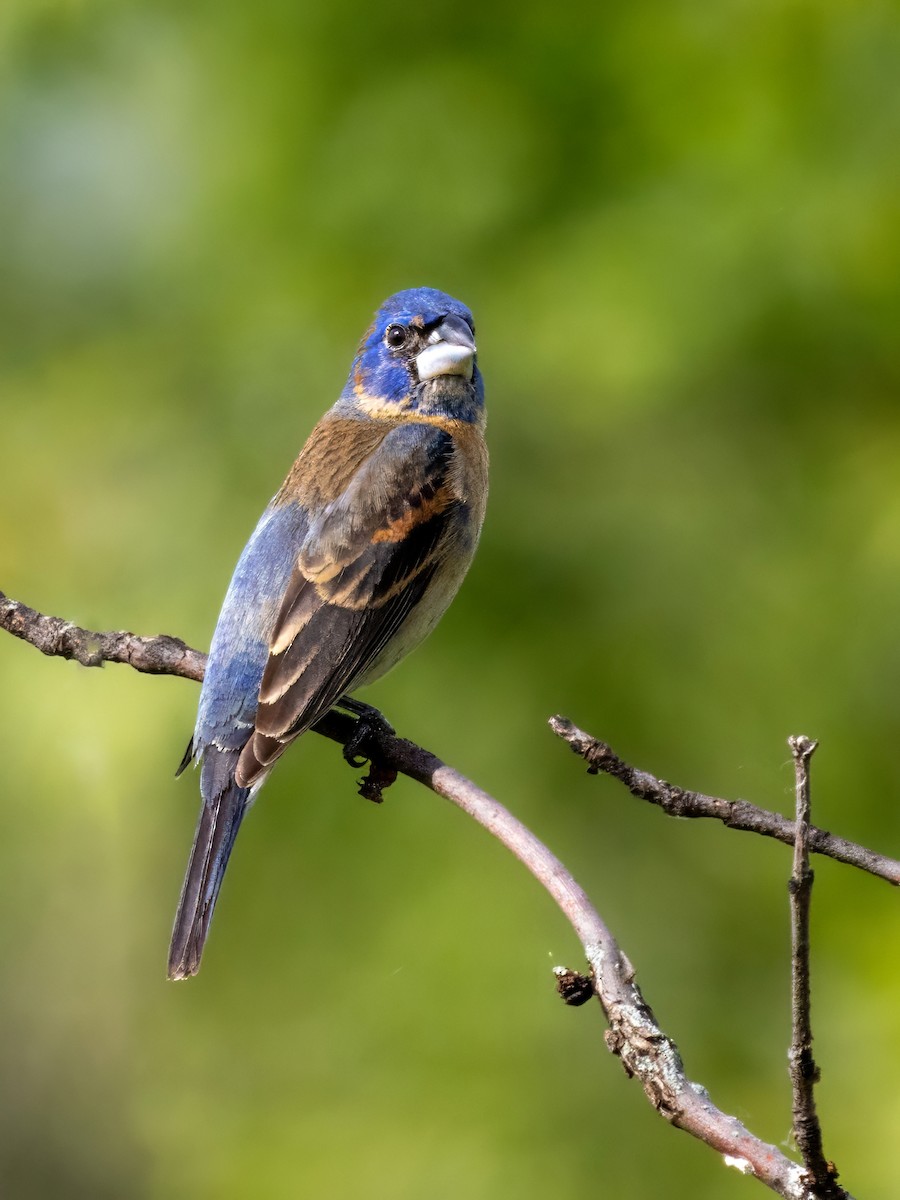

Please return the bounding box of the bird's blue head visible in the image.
[339,287,484,425]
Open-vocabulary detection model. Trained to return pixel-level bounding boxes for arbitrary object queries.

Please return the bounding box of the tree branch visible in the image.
[0,590,352,745]
[0,591,207,681]
[787,736,844,1199]
[0,590,861,1199]
[549,716,900,887]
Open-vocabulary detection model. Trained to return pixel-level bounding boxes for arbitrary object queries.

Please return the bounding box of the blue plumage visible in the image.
[169,288,488,979]
[195,502,308,750]
[342,288,481,417]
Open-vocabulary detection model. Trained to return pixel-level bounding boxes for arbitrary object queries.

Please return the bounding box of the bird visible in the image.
[168,287,488,979]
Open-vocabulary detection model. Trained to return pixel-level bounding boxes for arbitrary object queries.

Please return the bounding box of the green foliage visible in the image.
[1,2,899,1196]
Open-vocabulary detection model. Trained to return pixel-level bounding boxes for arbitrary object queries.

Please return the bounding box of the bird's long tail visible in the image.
[168,748,250,980]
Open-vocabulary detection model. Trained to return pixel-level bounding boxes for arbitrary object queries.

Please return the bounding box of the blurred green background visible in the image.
[2,1,899,1196]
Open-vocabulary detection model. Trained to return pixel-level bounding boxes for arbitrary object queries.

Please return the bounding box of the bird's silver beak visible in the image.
[415,313,476,382]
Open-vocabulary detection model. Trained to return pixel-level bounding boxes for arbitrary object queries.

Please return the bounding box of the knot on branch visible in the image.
[788,868,815,896]
[789,1047,821,1086]
[656,782,688,815]
[605,1020,683,1119]
[603,984,685,1121]
[61,626,106,666]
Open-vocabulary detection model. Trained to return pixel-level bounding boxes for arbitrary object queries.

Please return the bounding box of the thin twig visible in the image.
[0,591,861,1198]
[549,716,900,887]
[787,736,844,1200]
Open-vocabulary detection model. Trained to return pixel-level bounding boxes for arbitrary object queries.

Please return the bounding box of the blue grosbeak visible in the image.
[169,287,488,979]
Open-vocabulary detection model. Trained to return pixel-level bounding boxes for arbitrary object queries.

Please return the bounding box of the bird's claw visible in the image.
[337,698,397,804]
[338,696,396,768]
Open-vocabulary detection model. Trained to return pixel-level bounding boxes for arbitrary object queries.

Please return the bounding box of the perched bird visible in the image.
[169,287,488,979]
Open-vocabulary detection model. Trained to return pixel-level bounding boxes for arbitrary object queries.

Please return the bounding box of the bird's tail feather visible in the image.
[168,748,249,980]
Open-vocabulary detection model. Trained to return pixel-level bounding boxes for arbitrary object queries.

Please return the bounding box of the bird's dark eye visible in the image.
[385,324,408,350]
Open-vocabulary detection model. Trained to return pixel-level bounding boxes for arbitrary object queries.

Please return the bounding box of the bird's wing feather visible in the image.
[235,421,460,787]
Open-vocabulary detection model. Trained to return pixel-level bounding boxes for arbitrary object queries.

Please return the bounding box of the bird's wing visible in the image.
[235,420,461,787]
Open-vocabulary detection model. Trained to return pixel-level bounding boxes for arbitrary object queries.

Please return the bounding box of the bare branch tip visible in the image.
[788,734,819,761]
[548,715,615,775]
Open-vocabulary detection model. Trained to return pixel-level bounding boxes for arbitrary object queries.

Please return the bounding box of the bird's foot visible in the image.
[336,697,398,802]
[337,696,396,765]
